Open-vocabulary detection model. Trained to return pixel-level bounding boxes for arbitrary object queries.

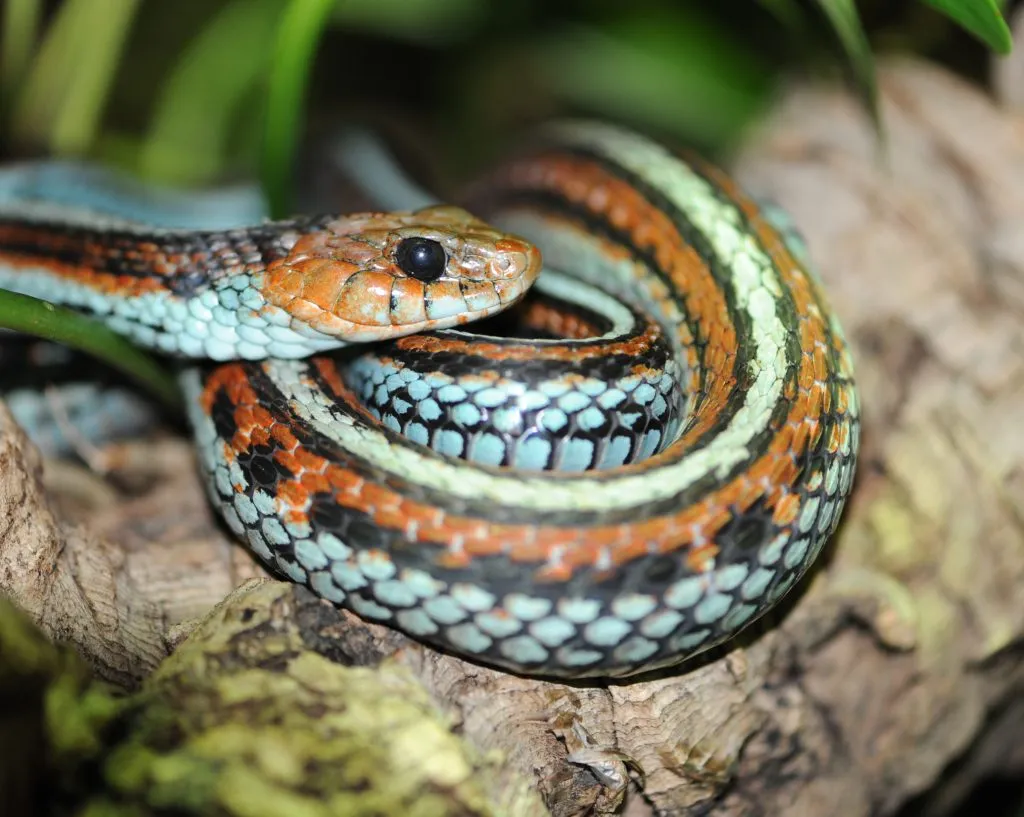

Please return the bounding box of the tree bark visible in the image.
[1,57,1022,816]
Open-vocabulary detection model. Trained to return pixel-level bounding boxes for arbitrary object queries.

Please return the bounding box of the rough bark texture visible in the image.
[1,57,1023,817]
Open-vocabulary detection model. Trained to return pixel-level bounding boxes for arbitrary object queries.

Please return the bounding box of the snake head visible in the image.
[261,205,542,342]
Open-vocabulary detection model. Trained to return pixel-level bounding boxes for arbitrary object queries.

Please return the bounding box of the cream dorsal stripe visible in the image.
[261,122,791,512]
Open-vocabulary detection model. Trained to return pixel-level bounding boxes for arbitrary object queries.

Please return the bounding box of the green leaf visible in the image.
[919,0,1012,54]
[0,291,181,410]
[8,0,140,155]
[261,0,337,219]
[532,9,774,153]
[815,0,879,128]
[138,0,285,185]
[0,0,43,120]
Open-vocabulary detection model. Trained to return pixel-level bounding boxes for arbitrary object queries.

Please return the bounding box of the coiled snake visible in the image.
[0,121,858,678]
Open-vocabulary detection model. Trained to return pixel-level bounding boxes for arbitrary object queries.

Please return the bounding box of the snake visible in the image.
[0,121,859,679]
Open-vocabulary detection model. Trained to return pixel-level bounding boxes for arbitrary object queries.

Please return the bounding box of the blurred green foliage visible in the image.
[0,0,1012,216]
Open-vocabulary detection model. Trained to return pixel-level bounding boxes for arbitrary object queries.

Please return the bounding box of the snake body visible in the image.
[0,121,858,678]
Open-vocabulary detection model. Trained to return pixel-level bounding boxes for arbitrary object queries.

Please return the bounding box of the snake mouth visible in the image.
[269,269,536,344]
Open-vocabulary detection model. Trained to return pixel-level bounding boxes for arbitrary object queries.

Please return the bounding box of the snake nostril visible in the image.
[495,249,528,278]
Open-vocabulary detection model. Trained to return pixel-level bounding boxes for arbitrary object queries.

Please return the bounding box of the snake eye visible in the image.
[395,237,447,282]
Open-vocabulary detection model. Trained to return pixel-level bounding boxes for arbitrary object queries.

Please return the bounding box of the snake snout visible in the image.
[490,237,542,283]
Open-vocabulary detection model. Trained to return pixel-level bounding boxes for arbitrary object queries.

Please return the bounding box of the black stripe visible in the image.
[208,360,845,598]
[353,343,673,389]
[210,143,810,529]
[461,149,769,454]
[243,145,804,527]
[0,214,335,297]
[371,291,666,384]
[228,344,799,538]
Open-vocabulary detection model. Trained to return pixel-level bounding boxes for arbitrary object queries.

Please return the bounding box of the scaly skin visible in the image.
[182,121,860,679]
[0,121,859,679]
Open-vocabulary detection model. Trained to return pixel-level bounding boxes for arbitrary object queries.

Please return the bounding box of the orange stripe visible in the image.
[200,155,852,583]
[0,251,164,295]
[518,298,604,339]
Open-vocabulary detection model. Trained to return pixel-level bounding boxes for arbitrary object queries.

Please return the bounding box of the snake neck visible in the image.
[0,207,353,360]
[0,206,335,298]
